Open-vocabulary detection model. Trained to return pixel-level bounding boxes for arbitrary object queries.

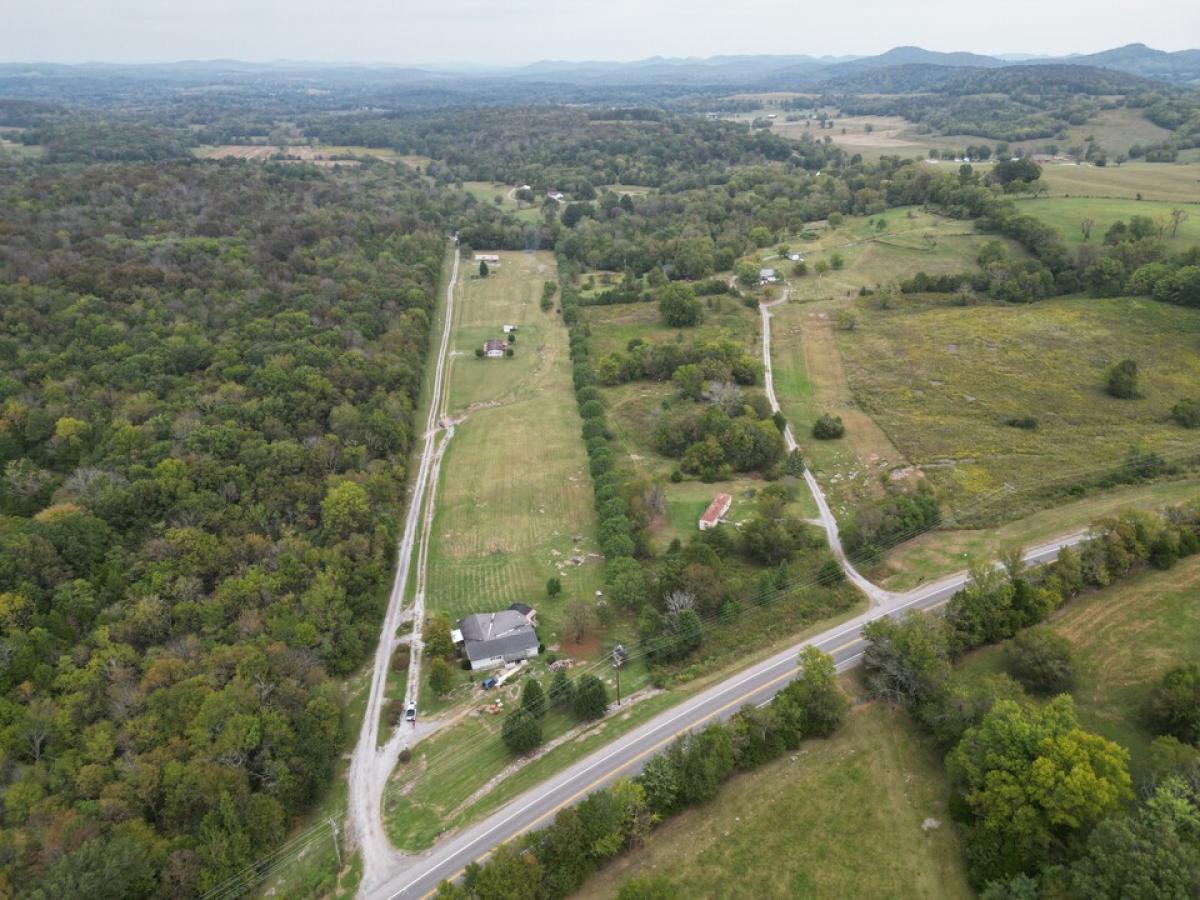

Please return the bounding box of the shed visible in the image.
[699,493,733,530]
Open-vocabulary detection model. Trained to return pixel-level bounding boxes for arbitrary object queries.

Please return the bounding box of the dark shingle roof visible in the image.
[457,611,538,662]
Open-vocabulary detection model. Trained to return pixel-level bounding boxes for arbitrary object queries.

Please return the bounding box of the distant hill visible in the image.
[819,63,1160,96]
[1034,43,1200,85]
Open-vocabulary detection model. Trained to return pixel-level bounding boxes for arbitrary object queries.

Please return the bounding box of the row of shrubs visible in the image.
[435,646,849,899]
[501,671,611,754]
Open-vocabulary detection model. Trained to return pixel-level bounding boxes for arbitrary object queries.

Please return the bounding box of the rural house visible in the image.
[698,493,732,530]
[484,339,507,358]
[474,253,500,263]
[502,324,518,333]
[759,268,778,284]
[453,607,540,670]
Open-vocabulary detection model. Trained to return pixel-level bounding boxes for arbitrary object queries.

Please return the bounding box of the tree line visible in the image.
[861,501,1200,895]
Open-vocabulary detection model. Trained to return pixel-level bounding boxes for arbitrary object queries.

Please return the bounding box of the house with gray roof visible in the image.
[454,607,540,670]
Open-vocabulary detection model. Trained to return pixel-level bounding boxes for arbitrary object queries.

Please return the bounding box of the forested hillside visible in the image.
[0,160,453,896]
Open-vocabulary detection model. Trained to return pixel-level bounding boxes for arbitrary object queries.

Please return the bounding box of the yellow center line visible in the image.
[410,598,955,898]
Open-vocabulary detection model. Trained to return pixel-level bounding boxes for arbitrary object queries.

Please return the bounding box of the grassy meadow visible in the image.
[957,553,1200,776]
[879,480,1200,589]
[1013,195,1200,248]
[835,295,1200,523]
[429,250,603,650]
[577,701,972,900]
[1037,161,1200,203]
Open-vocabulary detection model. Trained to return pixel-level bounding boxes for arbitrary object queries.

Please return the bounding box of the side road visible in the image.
[349,243,461,890]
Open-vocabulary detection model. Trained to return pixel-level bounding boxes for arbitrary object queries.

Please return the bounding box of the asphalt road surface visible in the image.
[367,532,1083,900]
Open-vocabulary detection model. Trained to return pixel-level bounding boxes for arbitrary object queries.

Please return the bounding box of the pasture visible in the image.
[202,143,397,165]
[879,479,1200,589]
[1013,195,1200,248]
[957,553,1200,775]
[460,181,543,222]
[427,251,603,651]
[577,701,972,900]
[1037,160,1200,203]
[836,295,1200,524]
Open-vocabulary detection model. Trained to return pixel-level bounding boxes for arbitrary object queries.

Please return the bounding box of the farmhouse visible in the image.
[454,607,540,670]
[483,339,507,358]
[698,493,732,530]
[474,253,501,263]
[759,268,779,284]
[787,253,803,262]
[547,190,565,202]
[502,324,519,333]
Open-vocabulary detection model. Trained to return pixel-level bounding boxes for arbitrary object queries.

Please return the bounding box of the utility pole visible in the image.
[329,816,342,869]
[611,644,626,706]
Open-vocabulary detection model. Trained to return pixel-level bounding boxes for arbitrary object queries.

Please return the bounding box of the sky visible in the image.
[3,0,1198,65]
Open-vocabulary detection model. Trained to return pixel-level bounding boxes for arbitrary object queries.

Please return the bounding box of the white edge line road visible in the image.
[358,294,1090,899]
[350,242,461,890]
[368,533,1087,900]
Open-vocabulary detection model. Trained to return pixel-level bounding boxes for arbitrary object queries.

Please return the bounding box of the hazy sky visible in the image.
[5,0,1198,64]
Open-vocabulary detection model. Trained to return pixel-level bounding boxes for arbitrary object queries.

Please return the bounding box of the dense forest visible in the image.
[0,159,455,896]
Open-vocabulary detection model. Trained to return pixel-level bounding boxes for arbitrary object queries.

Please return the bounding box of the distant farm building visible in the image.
[484,339,507,358]
[475,253,501,264]
[454,607,540,670]
[787,253,803,262]
[502,324,519,333]
[699,493,733,530]
[547,190,565,202]
[759,268,779,285]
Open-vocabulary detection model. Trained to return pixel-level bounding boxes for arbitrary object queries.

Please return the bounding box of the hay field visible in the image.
[427,251,602,645]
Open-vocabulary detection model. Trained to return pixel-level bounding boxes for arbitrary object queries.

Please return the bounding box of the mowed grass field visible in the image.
[836,295,1200,523]
[429,250,602,647]
[577,701,972,900]
[1013,195,1200,248]
[957,554,1200,775]
[1038,161,1200,203]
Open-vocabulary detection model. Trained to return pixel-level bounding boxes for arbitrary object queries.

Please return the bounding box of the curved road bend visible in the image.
[368,533,1085,900]
[351,244,462,887]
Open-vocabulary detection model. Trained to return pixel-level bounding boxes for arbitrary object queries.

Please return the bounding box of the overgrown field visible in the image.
[879,480,1200,589]
[577,701,972,900]
[428,250,603,647]
[957,553,1200,775]
[582,298,794,550]
[836,295,1200,523]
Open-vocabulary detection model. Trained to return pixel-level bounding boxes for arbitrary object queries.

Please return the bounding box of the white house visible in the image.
[502,324,519,334]
[759,268,779,284]
[787,253,803,262]
[547,190,565,202]
[484,339,506,359]
[474,253,500,264]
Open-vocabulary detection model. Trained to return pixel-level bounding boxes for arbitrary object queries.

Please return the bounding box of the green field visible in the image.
[577,701,972,900]
[879,479,1200,589]
[429,251,603,651]
[1038,161,1200,203]
[461,181,543,222]
[957,554,1200,776]
[836,295,1200,523]
[1013,195,1200,248]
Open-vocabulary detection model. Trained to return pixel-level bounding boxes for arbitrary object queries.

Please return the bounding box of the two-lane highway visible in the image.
[367,532,1085,899]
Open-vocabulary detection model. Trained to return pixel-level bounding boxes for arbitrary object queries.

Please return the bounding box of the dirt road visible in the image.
[348,243,461,891]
